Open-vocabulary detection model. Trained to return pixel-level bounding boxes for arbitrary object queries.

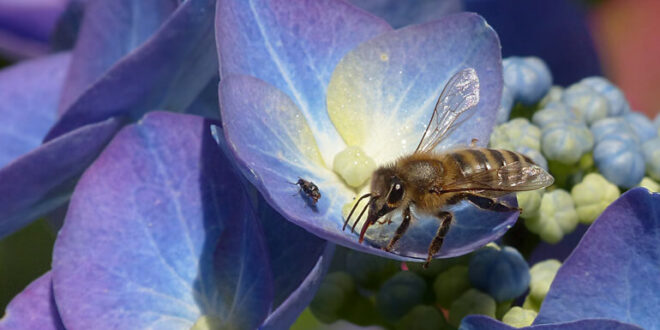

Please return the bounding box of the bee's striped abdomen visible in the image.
[446,148,536,179]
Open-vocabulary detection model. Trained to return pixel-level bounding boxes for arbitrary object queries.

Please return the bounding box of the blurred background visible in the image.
[2,0,658,115]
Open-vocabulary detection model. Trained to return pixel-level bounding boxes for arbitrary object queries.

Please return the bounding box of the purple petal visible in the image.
[0,52,70,168]
[0,117,122,239]
[216,0,391,162]
[45,0,218,140]
[254,197,334,329]
[184,76,221,120]
[462,315,642,330]
[261,244,334,330]
[348,0,461,29]
[327,13,503,163]
[52,112,273,329]
[0,0,69,58]
[255,197,327,307]
[211,125,334,328]
[213,200,273,329]
[535,188,660,328]
[0,272,64,330]
[220,74,517,261]
[56,0,178,113]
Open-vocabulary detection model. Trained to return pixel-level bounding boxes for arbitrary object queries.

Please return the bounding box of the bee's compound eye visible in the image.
[387,179,404,204]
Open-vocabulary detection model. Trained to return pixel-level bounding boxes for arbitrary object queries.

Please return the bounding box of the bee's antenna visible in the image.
[351,199,372,233]
[342,193,371,231]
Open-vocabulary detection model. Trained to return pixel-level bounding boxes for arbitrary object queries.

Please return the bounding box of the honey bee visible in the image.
[342,68,554,267]
[293,178,321,204]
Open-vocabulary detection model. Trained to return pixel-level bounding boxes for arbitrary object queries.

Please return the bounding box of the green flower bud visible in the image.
[502,307,537,328]
[490,118,541,151]
[377,271,428,323]
[309,272,355,323]
[638,177,660,192]
[571,173,620,224]
[345,250,399,290]
[433,265,472,309]
[449,289,496,327]
[522,295,541,313]
[528,259,562,304]
[539,86,564,108]
[525,189,578,243]
[395,305,447,330]
[517,189,544,219]
[408,253,471,279]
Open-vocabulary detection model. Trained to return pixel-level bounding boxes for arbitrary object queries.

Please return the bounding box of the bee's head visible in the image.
[353,167,407,243]
[368,167,406,221]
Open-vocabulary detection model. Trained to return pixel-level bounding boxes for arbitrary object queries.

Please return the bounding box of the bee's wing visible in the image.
[440,162,554,193]
[415,68,480,153]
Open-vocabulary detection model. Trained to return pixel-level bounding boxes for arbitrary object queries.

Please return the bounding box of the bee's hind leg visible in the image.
[465,194,521,213]
[425,211,453,268]
[384,206,412,252]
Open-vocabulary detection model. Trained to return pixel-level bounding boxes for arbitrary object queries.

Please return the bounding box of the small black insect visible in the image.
[294,178,321,204]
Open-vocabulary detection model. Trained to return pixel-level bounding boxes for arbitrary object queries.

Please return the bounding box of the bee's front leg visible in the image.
[384,206,412,252]
[425,211,453,268]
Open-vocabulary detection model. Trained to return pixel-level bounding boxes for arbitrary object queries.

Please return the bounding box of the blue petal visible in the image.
[0,272,64,330]
[327,13,503,163]
[46,0,218,140]
[0,117,122,239]
[534,188,660,329]
[216,0,391,163]
[461,315,642,330]
[51,112,273,329]
[348,0,461,29]
[0,52,70,168]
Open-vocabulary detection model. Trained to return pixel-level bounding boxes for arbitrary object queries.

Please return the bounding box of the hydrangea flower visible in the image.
[1,1,341,328]
[0,0,219,239]
[1,112,334,329]
[217,0,518,261]
[462,188,660,329]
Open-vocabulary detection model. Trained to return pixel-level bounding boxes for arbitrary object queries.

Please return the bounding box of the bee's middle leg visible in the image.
[384,206,412,252]
[465,194,521,213]
[425,211,453,268]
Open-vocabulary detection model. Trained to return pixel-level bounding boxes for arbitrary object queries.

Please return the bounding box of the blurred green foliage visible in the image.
[0,219,55,313]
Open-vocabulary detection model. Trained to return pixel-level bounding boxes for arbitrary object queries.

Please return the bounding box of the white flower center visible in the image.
[332,146,376,188]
